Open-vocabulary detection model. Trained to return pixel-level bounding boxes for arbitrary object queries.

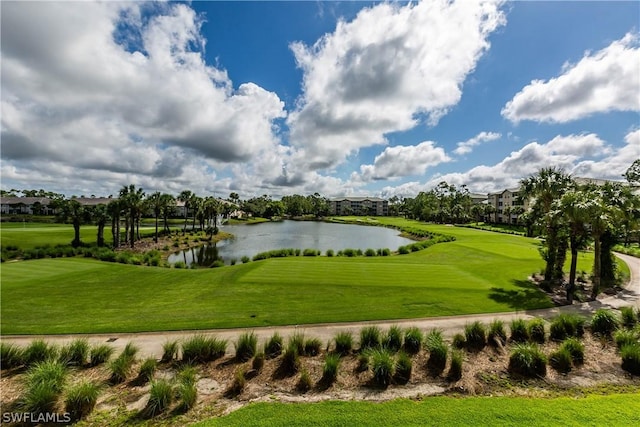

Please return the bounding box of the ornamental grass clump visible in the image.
[614,329,639,350]
[427,341,448,376]
[1,342,24,369]
[550,347,573,373]
[560,337,585,365]
[451,333,466,349]
[24,339,57,367]
[59,338,89,367]
[161,340,179,363]
[448,350,463,381]
[403,327,423,354]
[252,352,265,372]
[360,326,382,350]
[488,319,507,347]
[138,358,158,383]
[89,344,114,367]
[509,319,529,343]
[590,309,620,337]
[109,354,134,384]
[508,343,547,378]
[322,353,340,384]
[383,325,403,353]
[235,332,258,362]
[370,349,395,387]
[146,379,174,416]
[297,369,313,393]
[464,321,486,351]
[334,332,354,356]
[264,332,283,359]
[181,335,226,364]
[304,337,322,356]
[64,380,101,421]
[22,360,67,414]
[620,306,638,329]
[280,344,301,376]
[549,314,585,341]
[394,352,412,384]
[176,374,197,411]
[620,342,640,375]
[527,318,546,344]
[228,368,246,396]
[288,332,306,356]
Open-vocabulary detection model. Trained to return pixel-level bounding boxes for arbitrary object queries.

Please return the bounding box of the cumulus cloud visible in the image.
[1,1,285,195]
[453,131,501,155]
[287,0,506,170]
[353,141,450,182]
[502,32,640,123]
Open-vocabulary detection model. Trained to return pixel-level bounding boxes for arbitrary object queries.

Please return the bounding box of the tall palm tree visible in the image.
[178,190,193,234]
[120,184,145,248]
[92,204,110,247]
[160,194,176,234]
[520,168,574,284]
[147,192,163,243]
[108,199,121,248]
[57,199,90,248]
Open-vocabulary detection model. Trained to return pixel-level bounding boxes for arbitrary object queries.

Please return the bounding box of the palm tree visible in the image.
[160,194,176,234]
[147,192,163,243]
[120,184,145,248]
[57,199,90,248]
[91,204,110,247]
[178,190,193,234]
[108,199,121,248]
[520,168,574,284]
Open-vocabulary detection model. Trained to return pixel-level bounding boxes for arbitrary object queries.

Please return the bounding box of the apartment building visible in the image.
[329,197,388,216]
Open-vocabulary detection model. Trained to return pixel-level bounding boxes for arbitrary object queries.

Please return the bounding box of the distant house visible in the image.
[329,197,388,216]
[0,197,55,215]
[468,193,488,204]
[487,188,527,224]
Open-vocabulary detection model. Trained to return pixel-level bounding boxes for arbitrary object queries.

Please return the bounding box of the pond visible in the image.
[167,220,414,267]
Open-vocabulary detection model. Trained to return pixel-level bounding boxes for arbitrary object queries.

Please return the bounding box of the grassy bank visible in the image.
[199,394,639,426]
[0,219,603,334]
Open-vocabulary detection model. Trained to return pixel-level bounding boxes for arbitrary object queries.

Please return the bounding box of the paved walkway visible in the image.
[3,253,638,358]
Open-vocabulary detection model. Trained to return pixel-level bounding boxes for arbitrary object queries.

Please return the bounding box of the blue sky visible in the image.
[1,1,639,199]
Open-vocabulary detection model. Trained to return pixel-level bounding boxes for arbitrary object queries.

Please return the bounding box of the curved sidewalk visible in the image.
[2,253,638,358]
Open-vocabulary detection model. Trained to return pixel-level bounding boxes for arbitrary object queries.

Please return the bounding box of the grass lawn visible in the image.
[1,219,601,334]
[197,394,640,426]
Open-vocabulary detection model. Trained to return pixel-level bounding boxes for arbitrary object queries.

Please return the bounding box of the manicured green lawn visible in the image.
[0,219,602,334]
[0,223,111,249]
[198,394,640,426]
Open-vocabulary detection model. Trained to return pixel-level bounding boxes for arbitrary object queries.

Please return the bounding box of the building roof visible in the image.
[0,197,52,205]
[330,197,386,202]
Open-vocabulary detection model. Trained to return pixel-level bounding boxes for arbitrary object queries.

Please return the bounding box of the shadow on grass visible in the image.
[489,280,553,311]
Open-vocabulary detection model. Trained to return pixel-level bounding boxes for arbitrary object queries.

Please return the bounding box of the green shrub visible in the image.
[394,352,412,384]
[427,341,448,376]
[334,332,353,356]
[464,321,486,350]
[322,353,340,383]
[235,332,258,362]
[383,325,403,352]
[510,319,529,343]
[181,335,227,364]
[280,345,300,376]
[620,342,640,375]
[356,249,363,256]
[146,379,174,416]
[425,329,444,350]
[360,326,382,350]
[448,350,463,381]
[304,337,322,357]
[177,366,197,386]
[357,352,370,372]
[173,261,186,269]
[161,340,179,363]
[590,309,620,336]
[402,327,423,354]
[370,349,395,387]
[342,248,357,257]
[26,360,67,393]
[122,342,139,360]
[89,344,114,367]
[22,360,67,414]
[614,329,639,349]
[297,369,313,393]
[550,347,573,373]
[241,256,250,264]
[508,343,547,378]
[59,338,89,367]
[264,332,284,359]
[451,333,466,349]
[398,246,410,255]
[488,319,507,346]
[288,332,306,356]
[527,318,546,344]
[380,248,391,256]
[24,339,57,367]
[326,249,334,257]
[1,342,24,369]
[138,358,158,383]
[252,352,265,372]
[550,314,585,341]
[64,380,101,420]
[364,248,376,257]
[620,306,638,329]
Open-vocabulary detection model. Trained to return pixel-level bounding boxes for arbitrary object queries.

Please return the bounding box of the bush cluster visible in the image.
[181,335,227,364]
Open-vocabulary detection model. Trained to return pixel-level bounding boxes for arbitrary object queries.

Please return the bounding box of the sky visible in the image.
[1,0,639,199]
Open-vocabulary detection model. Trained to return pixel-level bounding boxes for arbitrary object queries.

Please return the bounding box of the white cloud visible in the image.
[502,32,640,123]
[572,129,640,180]
[0,1,286,195]
[353,141,450,182]
[287,0,506,170]
[453,131,501,155]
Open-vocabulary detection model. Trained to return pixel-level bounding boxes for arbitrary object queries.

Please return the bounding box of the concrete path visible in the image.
[3,253,638,359]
